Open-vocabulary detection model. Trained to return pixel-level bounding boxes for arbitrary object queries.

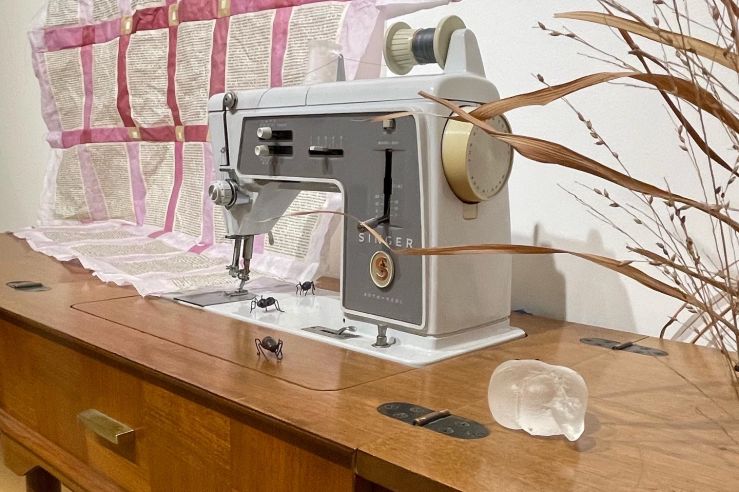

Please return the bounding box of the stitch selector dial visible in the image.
[441,111,513,203]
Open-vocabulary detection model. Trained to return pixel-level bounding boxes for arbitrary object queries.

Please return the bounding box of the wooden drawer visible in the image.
[0,319,230,491]
[231,422,355,492]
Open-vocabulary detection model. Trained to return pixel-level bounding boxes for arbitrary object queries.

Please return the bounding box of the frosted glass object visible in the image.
[488,360,588,441]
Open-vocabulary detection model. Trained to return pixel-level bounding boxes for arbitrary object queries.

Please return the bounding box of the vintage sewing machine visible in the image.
[200,16,525,365]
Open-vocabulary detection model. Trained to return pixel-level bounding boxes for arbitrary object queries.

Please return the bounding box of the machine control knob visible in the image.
[255,145,271,157]
[255,145,293,157]
[441,111,513,203]
[209,180,237,208]
[309,145,344,157]
[257,127,293,140]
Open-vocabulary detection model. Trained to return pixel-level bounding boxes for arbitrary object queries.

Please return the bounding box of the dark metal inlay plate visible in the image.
[580,337,668,356]
[302,326,360,340]
[378,402,490,440]
[6,280,50,292]
[174,290,255,307]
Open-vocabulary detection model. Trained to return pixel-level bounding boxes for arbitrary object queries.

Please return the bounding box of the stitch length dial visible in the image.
[441,112,513,203]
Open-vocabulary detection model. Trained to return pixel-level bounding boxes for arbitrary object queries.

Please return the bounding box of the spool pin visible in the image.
[384,15,467,75]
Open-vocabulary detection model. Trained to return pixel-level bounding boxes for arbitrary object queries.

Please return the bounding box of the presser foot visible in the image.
[224,277,256,300]
[225,289,256,300]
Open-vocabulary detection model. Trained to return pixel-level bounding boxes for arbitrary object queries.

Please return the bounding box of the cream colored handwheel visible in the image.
[441,111,513,203]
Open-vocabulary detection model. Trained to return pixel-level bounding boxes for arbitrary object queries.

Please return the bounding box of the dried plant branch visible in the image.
[421,90,739,233]
[556,11,739,71]
[273,211,711,315]
[618,28,736,175]
[542,3,739,372]
[398,242,720,312]
[469,71,739,137]
[628,246,738,296]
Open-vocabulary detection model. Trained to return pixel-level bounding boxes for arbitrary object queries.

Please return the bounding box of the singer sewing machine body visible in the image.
[205,27,524,365]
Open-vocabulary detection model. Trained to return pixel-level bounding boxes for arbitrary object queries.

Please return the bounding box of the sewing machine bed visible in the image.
[172,277,525,366]
[72,290,412,392]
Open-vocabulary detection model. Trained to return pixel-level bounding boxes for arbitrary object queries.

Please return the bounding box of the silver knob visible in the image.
[223,91,238,111]
[209,180,236,207]
[255,144,293,157]
[255,145,271,157]
[257,127,273,139]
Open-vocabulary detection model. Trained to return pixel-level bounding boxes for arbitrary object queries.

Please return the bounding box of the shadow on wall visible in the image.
[511,224,637,331]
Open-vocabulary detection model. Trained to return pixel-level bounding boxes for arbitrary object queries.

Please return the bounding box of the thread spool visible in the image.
[384,15,466,75]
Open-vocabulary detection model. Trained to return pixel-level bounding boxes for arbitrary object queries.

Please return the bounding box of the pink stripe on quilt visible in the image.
[167,26,182,126]
[43,19,120,52]
[139,126,177,141]
[52,126,210,148]
[61,127,130,147]
[94,19,122,44]
[270,7,293,87]
[230,0,346,15]
[184,125,209,141]
[77,146,109,220]
[81,44,94,143]
[133,6,169,31]
[44,26,82,52]
[189,143,215,253]
[209,16,229,96]
[47,133,64,148]
[163,141,184,232]
[117,35,135,127]
[39,0,352,53]
[179,0,217,21]
[127,142,146,226]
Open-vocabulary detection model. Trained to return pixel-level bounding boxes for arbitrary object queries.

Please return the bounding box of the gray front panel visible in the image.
[238,114,422,326]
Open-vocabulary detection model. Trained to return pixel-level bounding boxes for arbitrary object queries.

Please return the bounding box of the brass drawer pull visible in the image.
[77,409,135,446]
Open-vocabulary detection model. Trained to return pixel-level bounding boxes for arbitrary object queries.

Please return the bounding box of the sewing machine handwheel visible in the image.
[441,112,513,203]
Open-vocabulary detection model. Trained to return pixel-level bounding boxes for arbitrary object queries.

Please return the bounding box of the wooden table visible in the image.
[0,234,737,491]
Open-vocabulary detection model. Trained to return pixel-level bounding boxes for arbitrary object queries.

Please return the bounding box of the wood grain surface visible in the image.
[356,332,739,491]
[73,295,412,391]
[1,233,738,491]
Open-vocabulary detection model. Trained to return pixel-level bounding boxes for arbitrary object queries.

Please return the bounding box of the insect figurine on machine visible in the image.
[250,296,285,313]
[255,335,284,360]
[296,281,315,296]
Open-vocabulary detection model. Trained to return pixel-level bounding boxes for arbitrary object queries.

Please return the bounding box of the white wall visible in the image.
[0,1,728,337]
[0,1,47,232]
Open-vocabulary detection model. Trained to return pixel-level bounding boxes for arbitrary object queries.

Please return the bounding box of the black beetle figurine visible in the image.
[296,280,315,296]
[255,336,284,360]
[250,295,284,313]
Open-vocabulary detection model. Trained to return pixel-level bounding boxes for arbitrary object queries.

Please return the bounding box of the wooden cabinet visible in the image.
[231,423,354,492]
[0,319,354,491]
[2,237,738,491]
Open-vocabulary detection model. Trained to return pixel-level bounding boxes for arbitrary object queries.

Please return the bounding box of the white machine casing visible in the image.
[206,27,523,364]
